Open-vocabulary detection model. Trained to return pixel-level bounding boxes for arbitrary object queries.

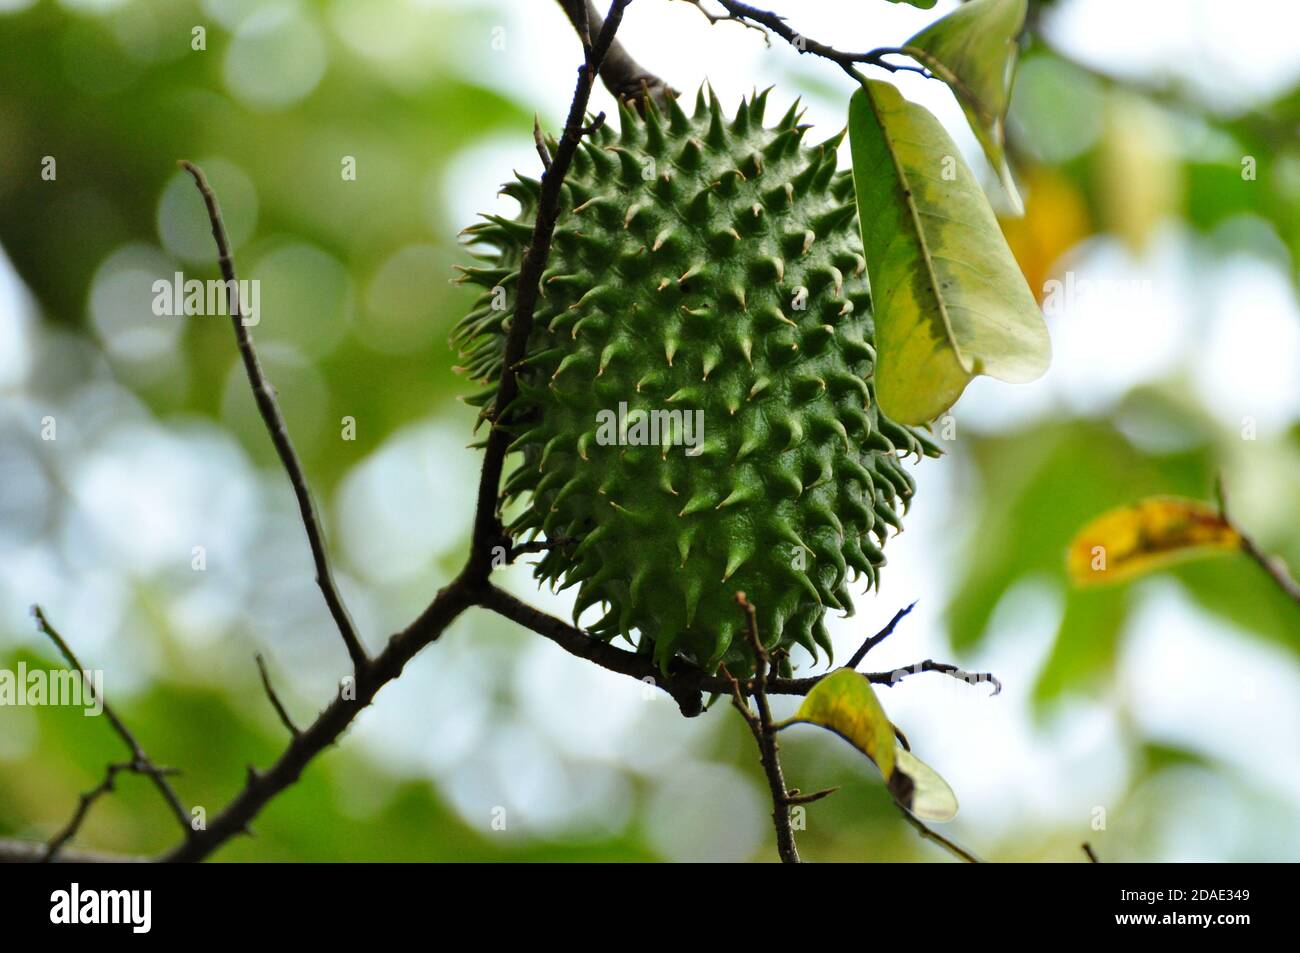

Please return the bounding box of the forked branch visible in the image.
[31,606,192,859]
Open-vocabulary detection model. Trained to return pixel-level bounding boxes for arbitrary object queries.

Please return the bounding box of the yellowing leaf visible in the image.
[785,669,961,821]
[902,0,1028,213]
[1068,497,1241,587]
[890,747,958,822]
[848,81,1051,425]
[788,668,896,780]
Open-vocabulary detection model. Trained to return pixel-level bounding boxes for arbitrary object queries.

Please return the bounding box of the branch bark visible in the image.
[845,600,915,669]
[699,1,932,81]
[481,583,706,716]
[162,575,477,862]
[724,593,800,863]
[467,0,634,583]
[482,585,999,709]
[1217,475,1300,606]
[43,761,163,863]
[32,606,192,854]
[556,0,677,107]
[899,808,981,864]
[255,653,301,739]
[0,838,146,864]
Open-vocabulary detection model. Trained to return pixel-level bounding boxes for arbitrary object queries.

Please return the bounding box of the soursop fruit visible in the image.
[455,88,939,674]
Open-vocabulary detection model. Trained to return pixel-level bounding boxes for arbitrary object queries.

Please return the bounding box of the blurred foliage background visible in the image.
[0,0,1297,861]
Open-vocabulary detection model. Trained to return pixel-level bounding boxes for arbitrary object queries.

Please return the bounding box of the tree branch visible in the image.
[899,808,981,863]
[480,583,706,716]
[507,535,575,562]
[1217,475,1300,606]
[255,653,301,739]
[845,601,916,669]
[0,838,146,864]
[556,0,677,108]
[874,659,1003,697]
[698,1,933,81]
[723,592,800,863]
[532,115,554,171]
[481,586,1001,707]
[679,0,771,42]
[466,1,633,584]
[161,576,478,862]
[1239,534,1300,604]
[179,160,368,675]
[32,606,192,851]
[42,761,172,863]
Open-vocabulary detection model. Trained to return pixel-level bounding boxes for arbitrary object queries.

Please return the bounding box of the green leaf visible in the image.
[891,746,958,822]
[784,669,959,820]
[884,0,939,7]
[1034,586,1130,708]
[902,0,1027,212]
[848,81,1050,425]
[787,669,897,780]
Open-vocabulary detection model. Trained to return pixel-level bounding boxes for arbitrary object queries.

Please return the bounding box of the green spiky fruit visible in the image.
[455,88,939,674]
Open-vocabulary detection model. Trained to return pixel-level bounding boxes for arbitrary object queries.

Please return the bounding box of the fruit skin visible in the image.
[455,87,940,674]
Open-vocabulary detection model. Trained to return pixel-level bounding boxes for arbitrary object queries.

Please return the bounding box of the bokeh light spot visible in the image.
[223,1,328,110]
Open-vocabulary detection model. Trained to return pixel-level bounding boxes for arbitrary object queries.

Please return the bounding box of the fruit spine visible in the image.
[456,88,939,673]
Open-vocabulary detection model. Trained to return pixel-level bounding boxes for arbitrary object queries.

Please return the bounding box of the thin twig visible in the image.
[679,0,772,44]
[507,536,575,561]
[32,606,192,849]
[179,160,368,675]
[846,601,916,670]
[731,592,801,864]
[899,808,981,863]
[876,659,1003,697]
[786,786,838,806]
[1238,535,1300,604]
[1217,474,1300,606]
[1082,842,1101,863]
[255,654,301,739]
[707,1,933,81]
[0,838,147,863]
[532,116,553,170]
[44,761,142,862]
